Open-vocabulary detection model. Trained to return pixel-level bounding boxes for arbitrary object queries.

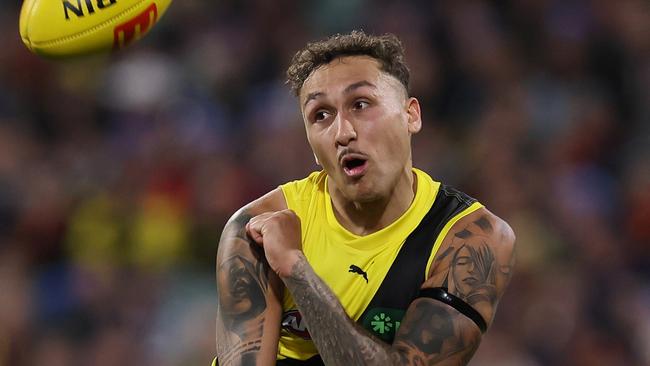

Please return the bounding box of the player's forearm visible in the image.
[282,255,484,366]
[281,253,401,366]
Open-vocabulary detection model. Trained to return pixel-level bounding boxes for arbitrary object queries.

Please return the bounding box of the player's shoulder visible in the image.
[463,207,515,243]
[224,171,325,230]
[426,205,516,280]
[231,188,288,222]
[218,187,287,243]
[452,206,516,255]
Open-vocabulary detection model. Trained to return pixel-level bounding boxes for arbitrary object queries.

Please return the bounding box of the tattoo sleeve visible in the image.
[426,213,515,325]
[283,254,399,366]
[282,211,515,366]
[216,210,282,366]
[393,212,516,365]
[391,299,481,366]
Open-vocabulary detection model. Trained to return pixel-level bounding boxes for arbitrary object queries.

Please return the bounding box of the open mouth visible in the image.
[341,156,368,177]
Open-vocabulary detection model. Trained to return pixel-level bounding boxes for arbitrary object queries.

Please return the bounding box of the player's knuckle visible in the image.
[283,209,299,219]
[274,209,292,220]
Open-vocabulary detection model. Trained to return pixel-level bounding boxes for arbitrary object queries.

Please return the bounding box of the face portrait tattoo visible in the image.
[218,255,267,321]
[450,239,497,306]
[451,245,476,298]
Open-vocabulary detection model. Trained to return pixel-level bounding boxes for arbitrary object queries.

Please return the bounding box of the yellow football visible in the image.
[19,0,173,58]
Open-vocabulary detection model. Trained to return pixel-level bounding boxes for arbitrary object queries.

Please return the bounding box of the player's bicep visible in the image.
[425,208,516,328]
[389,209,516,365]
[216,208,283,366]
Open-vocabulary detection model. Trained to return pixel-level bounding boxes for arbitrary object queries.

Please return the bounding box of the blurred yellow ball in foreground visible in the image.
[19,0,173,58]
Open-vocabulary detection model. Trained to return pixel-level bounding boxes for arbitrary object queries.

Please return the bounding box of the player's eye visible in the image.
[314,110,331,122]
[352,100,370,110]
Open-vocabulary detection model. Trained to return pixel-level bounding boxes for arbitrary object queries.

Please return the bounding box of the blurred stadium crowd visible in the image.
[0,0,648,365]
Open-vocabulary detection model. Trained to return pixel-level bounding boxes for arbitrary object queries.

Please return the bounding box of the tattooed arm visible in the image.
[390,209,516,365]
[252,207,515,366]
[216,189,286,366]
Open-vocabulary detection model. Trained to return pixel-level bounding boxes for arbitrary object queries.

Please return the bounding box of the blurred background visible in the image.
[1,0,649,365]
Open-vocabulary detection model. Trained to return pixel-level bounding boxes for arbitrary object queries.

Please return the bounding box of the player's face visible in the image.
[300,56,421,202]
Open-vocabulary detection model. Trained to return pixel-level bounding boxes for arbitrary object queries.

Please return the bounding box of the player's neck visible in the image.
[329,169,417,236]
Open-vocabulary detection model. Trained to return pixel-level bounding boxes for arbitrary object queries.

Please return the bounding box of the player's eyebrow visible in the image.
[343,80,376,95]
[303,80,377,108]
[303,91,324,108]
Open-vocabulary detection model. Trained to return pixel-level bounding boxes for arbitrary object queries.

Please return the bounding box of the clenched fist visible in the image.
[246,209,303,278]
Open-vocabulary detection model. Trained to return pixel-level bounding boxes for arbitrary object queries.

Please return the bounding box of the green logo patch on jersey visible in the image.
[360,307,405,342]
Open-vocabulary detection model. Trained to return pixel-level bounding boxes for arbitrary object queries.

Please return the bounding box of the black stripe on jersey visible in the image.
[357,184,477,343]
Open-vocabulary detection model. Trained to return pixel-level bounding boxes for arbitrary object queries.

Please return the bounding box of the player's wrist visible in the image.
[275,250,306,279]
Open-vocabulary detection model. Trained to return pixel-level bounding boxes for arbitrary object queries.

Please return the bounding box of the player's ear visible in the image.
[406,97,422,134]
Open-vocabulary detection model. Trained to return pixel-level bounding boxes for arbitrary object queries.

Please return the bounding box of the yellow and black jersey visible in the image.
[276,168,483,365]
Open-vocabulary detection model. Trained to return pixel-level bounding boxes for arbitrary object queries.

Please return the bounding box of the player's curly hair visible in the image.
[286,30,410,96]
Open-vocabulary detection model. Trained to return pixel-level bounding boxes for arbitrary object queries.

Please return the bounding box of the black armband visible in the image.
[417,287,487,333]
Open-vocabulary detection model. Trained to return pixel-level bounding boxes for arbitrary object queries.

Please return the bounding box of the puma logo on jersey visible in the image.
[349,264,368,283]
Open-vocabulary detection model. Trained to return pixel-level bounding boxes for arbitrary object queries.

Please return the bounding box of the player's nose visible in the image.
[334,113,357,147]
